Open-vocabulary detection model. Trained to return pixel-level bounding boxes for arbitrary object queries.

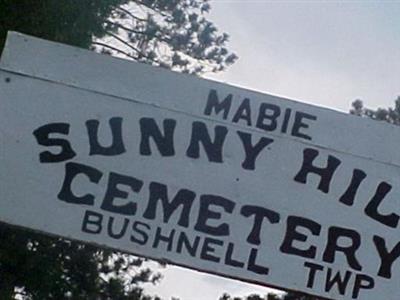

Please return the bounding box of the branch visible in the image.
[92,42,137,60]
[113,6,147,22]
[135,0,169,17]
[105,30,145,56]
[104,31,160,65]
[105,20,171,43]
[105,20,145,35]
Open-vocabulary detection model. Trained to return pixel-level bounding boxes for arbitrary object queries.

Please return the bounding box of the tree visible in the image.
[219,292,322,300]
[219,293,271,300]
[99,0,238,73]
[350,97,400,124]
[0,1,236,298]
[0,1,129,52]
[0,0,237,75]
[282,292,321,300]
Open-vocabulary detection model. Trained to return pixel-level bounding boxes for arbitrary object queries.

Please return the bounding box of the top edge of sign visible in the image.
[1,31,399,168]
[0,31,364,117]
[0,31,319,109]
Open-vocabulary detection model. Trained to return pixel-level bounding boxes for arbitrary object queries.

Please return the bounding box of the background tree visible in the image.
[0,1,129,51]
[350,97,400,124]
[0,0,237,74]
[0,1,236,299]
[219,292,321,300]
[99,0,238,73]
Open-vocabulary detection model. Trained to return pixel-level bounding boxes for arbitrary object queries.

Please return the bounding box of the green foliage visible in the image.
[0,225,162,299]
[97,0,237,73]
[282,292,320,300]
[218,292,320,300]
[0,0,129,51]
[350,96,400,125]
[0,0,237,74]
[0,1,236,299]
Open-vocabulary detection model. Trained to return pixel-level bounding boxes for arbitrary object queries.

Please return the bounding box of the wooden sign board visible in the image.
[1,32,400,300]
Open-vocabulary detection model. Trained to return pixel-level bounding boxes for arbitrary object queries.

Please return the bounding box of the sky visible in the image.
[207,0,400,112]
[146,1,400,300]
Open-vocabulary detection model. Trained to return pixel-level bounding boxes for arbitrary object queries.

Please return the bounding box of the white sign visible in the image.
[1,32,400,300]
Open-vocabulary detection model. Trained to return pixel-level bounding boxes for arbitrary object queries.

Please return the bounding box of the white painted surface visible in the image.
[1,32,400,168]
